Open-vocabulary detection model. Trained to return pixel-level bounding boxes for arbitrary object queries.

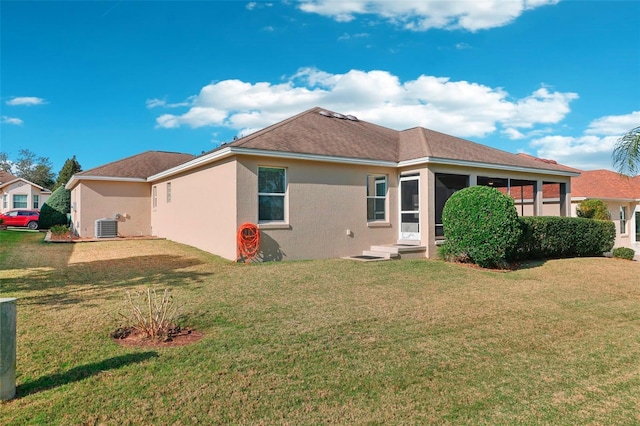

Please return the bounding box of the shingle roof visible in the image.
[76,151,195,179]
[572,169,640,200]
[222,107,576,173]
[0,171,19,184]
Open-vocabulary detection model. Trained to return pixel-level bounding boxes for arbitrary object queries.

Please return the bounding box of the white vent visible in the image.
[95,218,118,238]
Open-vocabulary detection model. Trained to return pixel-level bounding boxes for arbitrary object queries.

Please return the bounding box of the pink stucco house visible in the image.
[66,107,578,261]
[0,171,52,213]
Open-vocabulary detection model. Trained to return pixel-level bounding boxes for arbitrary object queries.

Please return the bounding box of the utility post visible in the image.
[0,298,17,400]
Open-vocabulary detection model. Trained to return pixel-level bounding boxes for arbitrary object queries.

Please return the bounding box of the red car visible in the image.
[0,209,40,230]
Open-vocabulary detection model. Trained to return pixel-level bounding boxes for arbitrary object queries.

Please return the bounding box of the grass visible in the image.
[1,230,639,424]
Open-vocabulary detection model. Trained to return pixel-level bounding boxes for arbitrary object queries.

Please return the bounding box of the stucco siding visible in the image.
[1,180,50,213]
[571,199,639,249]
[151,158,238,260]
[237,157,398,261]
[71,181,151,237]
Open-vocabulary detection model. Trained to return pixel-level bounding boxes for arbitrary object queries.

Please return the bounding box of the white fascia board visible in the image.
[399,156,580,178]
[65,175,147,190]
[147,146,396,182]
[148,147,235,181]
[230,147,397,167]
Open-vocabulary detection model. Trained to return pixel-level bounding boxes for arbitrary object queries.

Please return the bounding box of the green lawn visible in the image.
[1,230,639,424]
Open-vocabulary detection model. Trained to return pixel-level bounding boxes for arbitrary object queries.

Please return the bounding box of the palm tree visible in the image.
[612,126,640,176]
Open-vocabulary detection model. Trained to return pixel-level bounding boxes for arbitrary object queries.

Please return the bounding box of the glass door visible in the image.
[399,175,420,241]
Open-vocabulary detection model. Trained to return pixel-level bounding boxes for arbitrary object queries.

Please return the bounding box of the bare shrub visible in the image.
[115,288,181,341]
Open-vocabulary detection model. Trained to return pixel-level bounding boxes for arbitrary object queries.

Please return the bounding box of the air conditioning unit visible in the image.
[95,218,118,238]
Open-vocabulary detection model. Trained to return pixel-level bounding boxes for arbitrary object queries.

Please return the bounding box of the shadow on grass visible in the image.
[16,351,158,397]
[11,254,214,306]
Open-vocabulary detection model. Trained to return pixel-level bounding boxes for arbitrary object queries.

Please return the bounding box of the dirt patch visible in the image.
[112,327,204,348]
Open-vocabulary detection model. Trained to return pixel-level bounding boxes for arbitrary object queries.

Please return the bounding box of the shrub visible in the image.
[441,186,522,268]
[516,216,615,260]
[113,288,182,342]
[39,187,71,229]
[576,199,611,220]
[612,247,635,260]
[50,224,70,237]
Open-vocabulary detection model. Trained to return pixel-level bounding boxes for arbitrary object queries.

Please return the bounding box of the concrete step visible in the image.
[362,250,396,259]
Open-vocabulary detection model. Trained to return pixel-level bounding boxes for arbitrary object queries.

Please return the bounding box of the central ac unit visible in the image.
[95,218,118,238]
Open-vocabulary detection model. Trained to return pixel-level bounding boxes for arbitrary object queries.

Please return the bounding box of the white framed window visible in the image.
[367,175,387,221]
[152,186,158,209]
[2,194,7,209]
[167,182,172,203]
[13,194,27,209]
[33,195,39,209]
[258,167,286,222]
[620,206,628,234]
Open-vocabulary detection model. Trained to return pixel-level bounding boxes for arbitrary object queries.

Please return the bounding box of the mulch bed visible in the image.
[111,327,204,348]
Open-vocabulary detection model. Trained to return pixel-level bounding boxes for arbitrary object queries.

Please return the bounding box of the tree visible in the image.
[576,199,611,220]
[13,149,55,189]
[612,126,640,176]
[0,152,12,173]
[38,186,71,229]
[53,155,82,191]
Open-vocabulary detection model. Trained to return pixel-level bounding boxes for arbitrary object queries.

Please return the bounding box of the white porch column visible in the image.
[0,298,17,400]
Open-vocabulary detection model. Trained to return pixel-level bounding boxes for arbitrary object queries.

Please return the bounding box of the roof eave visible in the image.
[399,156,580,178]
[65,175,147,190]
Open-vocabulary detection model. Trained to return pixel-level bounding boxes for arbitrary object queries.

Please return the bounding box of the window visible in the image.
[620,206,627,234]
[152,186,158,209]
[13,194,27,209]
[367,175,387,221]
[258,167,286,222]
[33,195,39,209]
[2,194,6,209]
[167,182,172,203]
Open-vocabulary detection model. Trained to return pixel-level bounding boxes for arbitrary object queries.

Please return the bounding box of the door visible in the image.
[635,211,640,243]
[399,175,420,241]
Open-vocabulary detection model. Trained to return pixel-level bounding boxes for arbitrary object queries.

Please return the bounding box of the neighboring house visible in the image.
[0,171,52,213]
[571,169,640,251]
[67,107,578,261]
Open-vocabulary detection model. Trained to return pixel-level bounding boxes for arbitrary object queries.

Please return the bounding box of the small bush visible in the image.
[114,288,181,342]
[612,247,635,260]
[576,199,611,220]
[39,186,71,229]
[50,224,70,237]
[516,216,615,260]
[441,186,522,268]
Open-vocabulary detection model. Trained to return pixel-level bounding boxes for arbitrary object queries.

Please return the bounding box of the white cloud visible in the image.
[146,97,192,109]
[530,111,640,170]
[296,0,559,31]
[6,97,46,106]
[153,67,577,140]
[1,116,24,126]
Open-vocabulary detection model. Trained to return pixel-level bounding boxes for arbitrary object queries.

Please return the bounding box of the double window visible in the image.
[13,194,27,209]
[366,175,387,221]
[258,167,286,222]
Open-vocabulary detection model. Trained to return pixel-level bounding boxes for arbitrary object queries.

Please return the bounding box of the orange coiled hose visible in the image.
[237,223,260,262]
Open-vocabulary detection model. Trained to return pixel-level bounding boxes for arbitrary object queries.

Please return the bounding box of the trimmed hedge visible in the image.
[441,186,522,268]
[612,247,635,260]
[515,216,615,260]
[39,187,71,229]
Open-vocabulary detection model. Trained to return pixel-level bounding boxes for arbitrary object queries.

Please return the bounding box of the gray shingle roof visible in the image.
[76,151,195,179]
[222,107,575,173]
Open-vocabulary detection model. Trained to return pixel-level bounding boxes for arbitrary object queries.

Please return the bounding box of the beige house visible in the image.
[0,171,51,213]
[67,107,578,261]
[570,169,640,251]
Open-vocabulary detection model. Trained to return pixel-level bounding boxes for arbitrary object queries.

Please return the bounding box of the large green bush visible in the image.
[516,216,615,260]
[39,187,71,229]
[576,199,611,220]
[441,185,522,268]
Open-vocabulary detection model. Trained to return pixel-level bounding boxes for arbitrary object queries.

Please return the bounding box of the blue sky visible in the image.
[1,0,638,175]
